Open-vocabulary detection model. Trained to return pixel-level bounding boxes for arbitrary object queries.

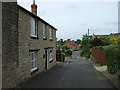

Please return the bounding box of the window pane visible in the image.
[32,62,34,69]
[50,28,52,39]
[43,24,46,38]
[35,60,37,67]
[49,49,53,61]
[31,17,38,37]
[35,20,37,36]
[31,51,38,72]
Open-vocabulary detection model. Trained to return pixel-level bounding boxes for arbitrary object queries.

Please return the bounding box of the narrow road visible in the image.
[20,51,115,88]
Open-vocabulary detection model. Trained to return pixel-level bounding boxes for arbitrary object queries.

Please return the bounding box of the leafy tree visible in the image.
[75,39,81,44]
[81,34,92,48]
[67,39,71,41]
[57,39,64,46]
[99,36,110,46]
[90,37,102,46]
[62,45,68,50]
[110,36,118,45]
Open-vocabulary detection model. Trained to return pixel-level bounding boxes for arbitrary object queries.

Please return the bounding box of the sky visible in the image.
[18,0,119,40]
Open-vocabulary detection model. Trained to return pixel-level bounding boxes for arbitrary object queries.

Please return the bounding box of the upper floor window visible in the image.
[50,28,53,40]
[31,17,38,38]
[43,24,47,39]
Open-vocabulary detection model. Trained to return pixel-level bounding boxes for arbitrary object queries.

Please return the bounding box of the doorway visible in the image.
[45,49,48,69]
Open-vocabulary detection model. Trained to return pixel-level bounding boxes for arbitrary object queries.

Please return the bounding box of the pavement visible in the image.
[87,58,118,88]
[19,51,117,88]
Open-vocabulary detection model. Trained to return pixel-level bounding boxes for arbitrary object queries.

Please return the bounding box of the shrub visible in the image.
[65,49,73,56]
[56,45,61,50]
[105,45,120,74]
[62,45,68,50]
[80,45,90,58]
[99,36,110,46]
[110,36,118,45]
[93,46,103,50]
[90,37,102,46]
[61,53,66,62]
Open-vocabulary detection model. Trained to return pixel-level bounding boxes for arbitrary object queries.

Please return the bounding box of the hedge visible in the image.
[80,45,90,58]
[65,49,73,56]
[93,46,103,50]
[61,53,66,62]
[104,45,120,74]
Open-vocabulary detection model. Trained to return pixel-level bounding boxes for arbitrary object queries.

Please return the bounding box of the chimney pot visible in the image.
[31,0,37,15]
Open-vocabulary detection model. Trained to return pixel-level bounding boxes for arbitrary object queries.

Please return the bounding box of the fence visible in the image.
[91,48,106,65]
[56,50,62,62]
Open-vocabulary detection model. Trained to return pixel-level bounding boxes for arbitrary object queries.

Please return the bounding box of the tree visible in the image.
[110,36,118,45]
[99,36,110,46]
[90,37,102,46]
[67,39,71,41]
[62,45,68,50]
[81,34,92,47]
[57,39,64,46]
[76,39,81,44]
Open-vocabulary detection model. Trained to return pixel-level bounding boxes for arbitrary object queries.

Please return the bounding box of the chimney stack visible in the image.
[31,0,37,15]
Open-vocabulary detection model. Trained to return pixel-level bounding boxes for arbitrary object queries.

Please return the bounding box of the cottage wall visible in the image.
[2,2,19,88]
[1,2,56,88]
[18,7,56,82]
[0,1,2,89]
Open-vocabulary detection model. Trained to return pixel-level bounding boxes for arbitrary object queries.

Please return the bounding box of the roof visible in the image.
[93,33,120,37]
[18,5,57,30]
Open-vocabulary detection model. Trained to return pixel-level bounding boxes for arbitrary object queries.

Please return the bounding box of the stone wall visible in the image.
[0,1,2,89]
[1,2,56,88]
[18,6,56,83]
[2,2,19,88]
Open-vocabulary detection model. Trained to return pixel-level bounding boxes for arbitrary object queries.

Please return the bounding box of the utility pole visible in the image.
[88,29,89,44]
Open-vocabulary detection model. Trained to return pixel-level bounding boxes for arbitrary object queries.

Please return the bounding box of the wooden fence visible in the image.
[91,48,106,65]
[56,50,62,62]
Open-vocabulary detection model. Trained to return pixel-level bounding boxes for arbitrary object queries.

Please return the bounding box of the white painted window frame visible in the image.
[31,51,38,72]
[31,17,38,37]
[43,24,46,39]
[49,28,53,40]
[49,48,53,61]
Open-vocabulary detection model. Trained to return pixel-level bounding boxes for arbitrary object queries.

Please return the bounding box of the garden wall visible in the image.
[92,48,106,65]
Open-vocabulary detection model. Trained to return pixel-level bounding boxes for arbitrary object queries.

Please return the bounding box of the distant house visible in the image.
[63,40,80,51]
[92,33,120,39]
[2,1,57,88]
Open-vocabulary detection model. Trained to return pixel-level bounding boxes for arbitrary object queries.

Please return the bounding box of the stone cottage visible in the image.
[1,1,57,88]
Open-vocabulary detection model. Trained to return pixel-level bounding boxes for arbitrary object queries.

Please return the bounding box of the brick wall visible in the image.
[2,2,19,88]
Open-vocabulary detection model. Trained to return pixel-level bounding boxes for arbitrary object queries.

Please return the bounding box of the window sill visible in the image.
[49,59,53,63]
[31,36,39,39]
[43,38,47,40]
[50,39,53,41]
[31,68,39,75]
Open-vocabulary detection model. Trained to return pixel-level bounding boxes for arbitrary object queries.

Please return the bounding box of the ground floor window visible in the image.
[49,48,53,61]
[30,51,38,72]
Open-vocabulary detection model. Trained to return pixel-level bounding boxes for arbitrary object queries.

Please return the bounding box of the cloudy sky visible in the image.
[18,0,119,40]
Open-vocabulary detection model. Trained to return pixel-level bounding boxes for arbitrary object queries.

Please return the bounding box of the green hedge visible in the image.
[61,53,66,62]
[104,45,120,74]
[93,46,103,50]
[65,49,73,56]
[80,45,90,58]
